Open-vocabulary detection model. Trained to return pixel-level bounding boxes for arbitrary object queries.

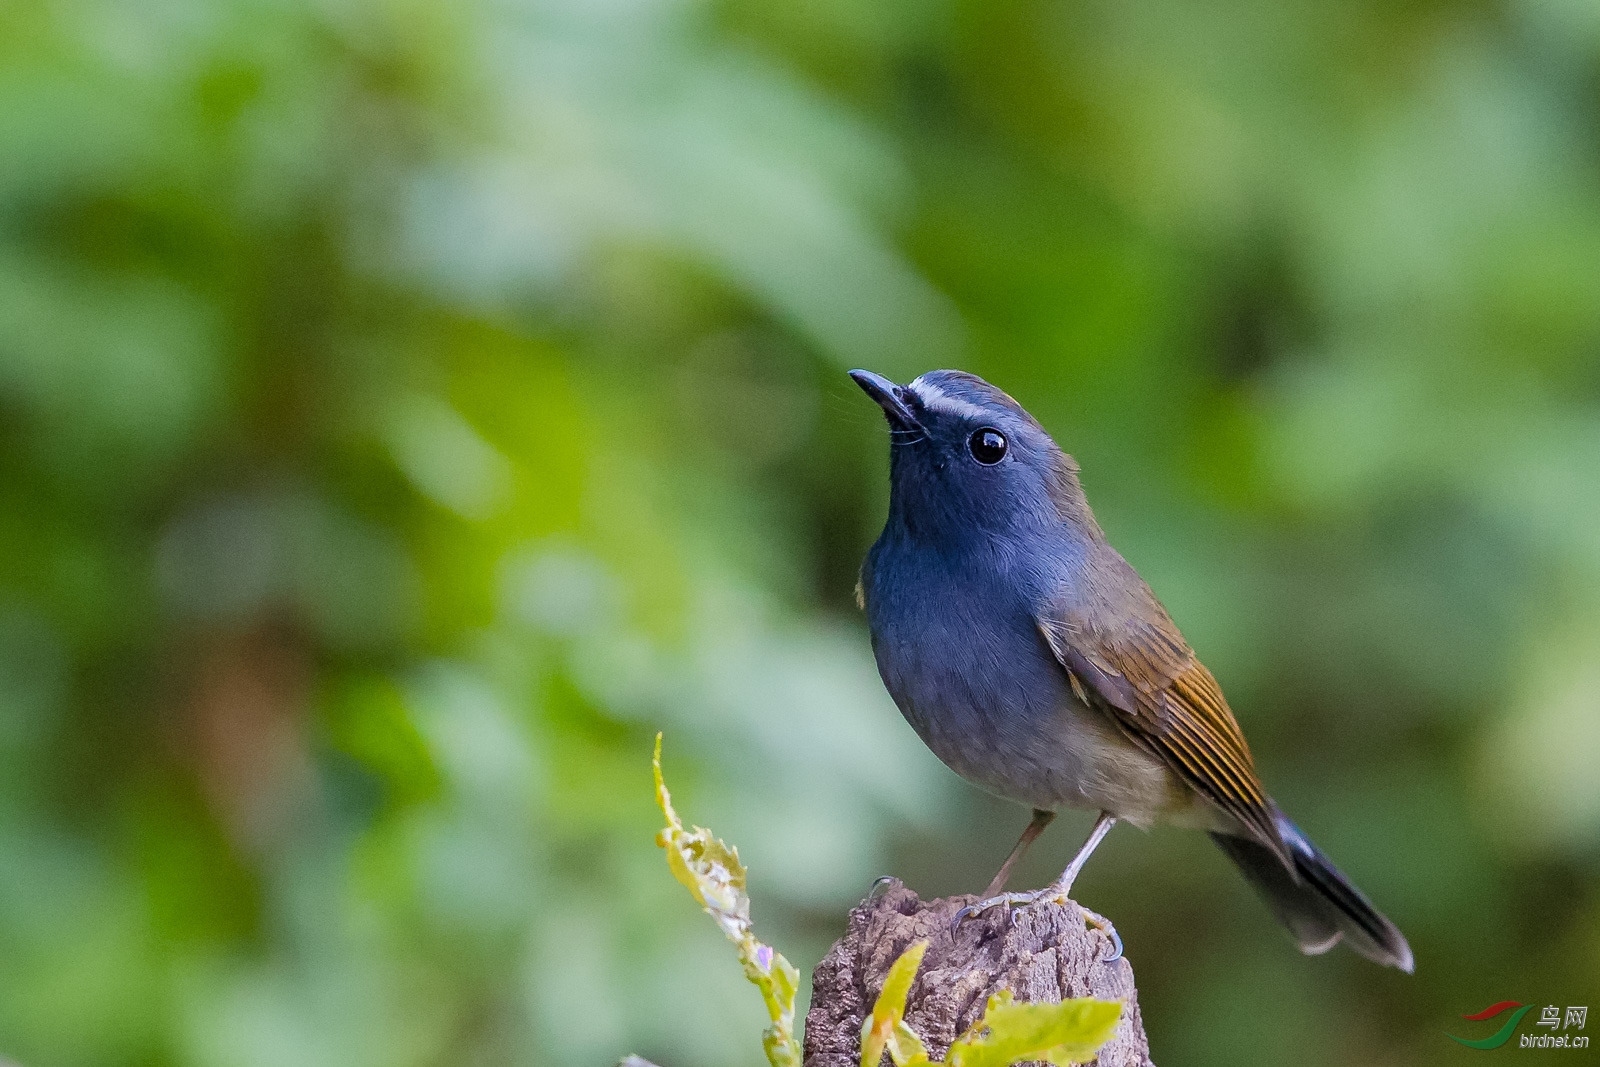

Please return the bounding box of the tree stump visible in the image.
[802,880,1154,1067]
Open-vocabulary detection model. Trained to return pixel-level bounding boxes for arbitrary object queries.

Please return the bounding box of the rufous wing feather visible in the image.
[1037,608,1287,862]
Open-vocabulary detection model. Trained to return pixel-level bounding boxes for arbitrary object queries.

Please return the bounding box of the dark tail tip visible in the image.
[1212,811,1414,973]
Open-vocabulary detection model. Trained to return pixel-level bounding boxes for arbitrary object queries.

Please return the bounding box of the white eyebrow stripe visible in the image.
[909,378,992,422]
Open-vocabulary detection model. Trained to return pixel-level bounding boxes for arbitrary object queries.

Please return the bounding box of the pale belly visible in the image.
[866,584,1202,828]
[902,670,1197,826]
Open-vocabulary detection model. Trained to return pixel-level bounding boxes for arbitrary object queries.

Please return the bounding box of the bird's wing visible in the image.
[1036,590,1287,861]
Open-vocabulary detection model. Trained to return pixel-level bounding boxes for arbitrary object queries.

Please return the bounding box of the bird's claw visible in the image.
[868,876,896,900]
[1081,906,1123,962]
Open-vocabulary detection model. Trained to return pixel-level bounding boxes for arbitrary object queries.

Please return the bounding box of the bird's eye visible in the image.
[968,428,1008,464]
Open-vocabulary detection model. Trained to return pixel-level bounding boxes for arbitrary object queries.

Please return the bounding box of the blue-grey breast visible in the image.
[850,367,1413,972]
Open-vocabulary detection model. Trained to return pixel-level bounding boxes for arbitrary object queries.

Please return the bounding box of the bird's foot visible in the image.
[947,889,1062,927]
[951,888,1122,962]
[868,875,897,900]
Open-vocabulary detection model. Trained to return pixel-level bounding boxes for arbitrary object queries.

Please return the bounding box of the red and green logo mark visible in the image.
[1447,1002,1534,1049]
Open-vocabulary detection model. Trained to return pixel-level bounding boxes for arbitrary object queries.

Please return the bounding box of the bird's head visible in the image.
[850,368,1099,545]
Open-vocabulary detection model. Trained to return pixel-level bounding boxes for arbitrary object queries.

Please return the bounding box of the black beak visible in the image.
[849,369,919,430]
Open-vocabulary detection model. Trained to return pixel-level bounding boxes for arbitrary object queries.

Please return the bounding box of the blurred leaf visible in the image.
[324,673,442,806]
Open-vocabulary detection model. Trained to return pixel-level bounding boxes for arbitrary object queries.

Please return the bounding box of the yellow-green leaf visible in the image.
[892,1020,932,1066]
[861,940,928,1067]
[946,994,1122,1067]
[653,735,749,921]
[653,734,801,1067]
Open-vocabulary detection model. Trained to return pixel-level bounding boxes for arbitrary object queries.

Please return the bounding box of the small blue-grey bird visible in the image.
[851,367,1413,972]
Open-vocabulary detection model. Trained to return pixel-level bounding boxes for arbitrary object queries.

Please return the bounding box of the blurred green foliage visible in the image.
[1,0,1598,1065]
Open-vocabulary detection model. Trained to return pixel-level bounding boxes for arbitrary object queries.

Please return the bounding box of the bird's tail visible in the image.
[1210,808,1413,972]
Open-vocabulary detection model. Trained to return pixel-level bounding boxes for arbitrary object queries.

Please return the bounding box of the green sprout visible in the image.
[653,734,802,1067]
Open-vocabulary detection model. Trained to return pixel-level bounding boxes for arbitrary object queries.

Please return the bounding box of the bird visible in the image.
[849,367,1413,972]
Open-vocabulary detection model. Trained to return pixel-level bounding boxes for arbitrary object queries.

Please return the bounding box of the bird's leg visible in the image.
[981,808,1056,899]
[1051,810,1117,898]
[953,812,1123,961]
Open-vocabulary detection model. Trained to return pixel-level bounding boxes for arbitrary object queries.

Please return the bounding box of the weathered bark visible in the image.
[803,880,1154,1067]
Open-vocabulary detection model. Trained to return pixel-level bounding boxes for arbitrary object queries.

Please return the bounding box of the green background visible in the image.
[1,0,1597,1064]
